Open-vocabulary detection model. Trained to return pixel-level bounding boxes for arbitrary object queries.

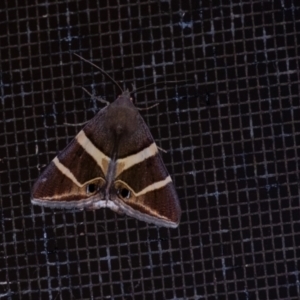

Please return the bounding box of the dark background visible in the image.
[1,1,300,299]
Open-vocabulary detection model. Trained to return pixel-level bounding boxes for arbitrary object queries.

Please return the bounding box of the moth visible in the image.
[31,55,181,228]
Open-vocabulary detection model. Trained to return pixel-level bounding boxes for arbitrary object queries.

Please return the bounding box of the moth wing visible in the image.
[31,129,108,209]
[108,112,181,228]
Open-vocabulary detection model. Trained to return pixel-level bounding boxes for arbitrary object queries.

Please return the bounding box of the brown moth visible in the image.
[31,55,181,228]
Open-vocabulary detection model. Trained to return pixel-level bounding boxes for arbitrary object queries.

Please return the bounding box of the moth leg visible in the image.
[64,121,88,126]
[157,146,167,153]
[136,103,160,111]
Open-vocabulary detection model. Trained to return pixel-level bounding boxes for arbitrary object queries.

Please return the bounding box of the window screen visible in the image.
[1,1,300,299]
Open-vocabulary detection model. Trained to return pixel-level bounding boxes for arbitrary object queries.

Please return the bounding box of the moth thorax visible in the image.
[115,124,123,135]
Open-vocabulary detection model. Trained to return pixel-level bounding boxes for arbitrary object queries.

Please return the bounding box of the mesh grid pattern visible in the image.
[1,1,300,299]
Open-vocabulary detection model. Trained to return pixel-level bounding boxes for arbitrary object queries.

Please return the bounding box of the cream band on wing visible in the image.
[116,142,158,177]
[53,157,105,188]
[135,176,172,196]
[76,130,110,175]
[53,156,82,187]
[53,154,171,195]
[116,176,172,197]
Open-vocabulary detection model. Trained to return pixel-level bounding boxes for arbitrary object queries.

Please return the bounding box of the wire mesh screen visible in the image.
[1,0,300,299]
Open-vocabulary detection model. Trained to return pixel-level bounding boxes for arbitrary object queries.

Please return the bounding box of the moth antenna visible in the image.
[74,53,124,94]
[81,87,110,106]
[131,79,191,95]
[136,103,160,111]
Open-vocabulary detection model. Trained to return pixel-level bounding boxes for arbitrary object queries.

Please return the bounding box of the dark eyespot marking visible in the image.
[87,184,97,194]
[118,188,131,199]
